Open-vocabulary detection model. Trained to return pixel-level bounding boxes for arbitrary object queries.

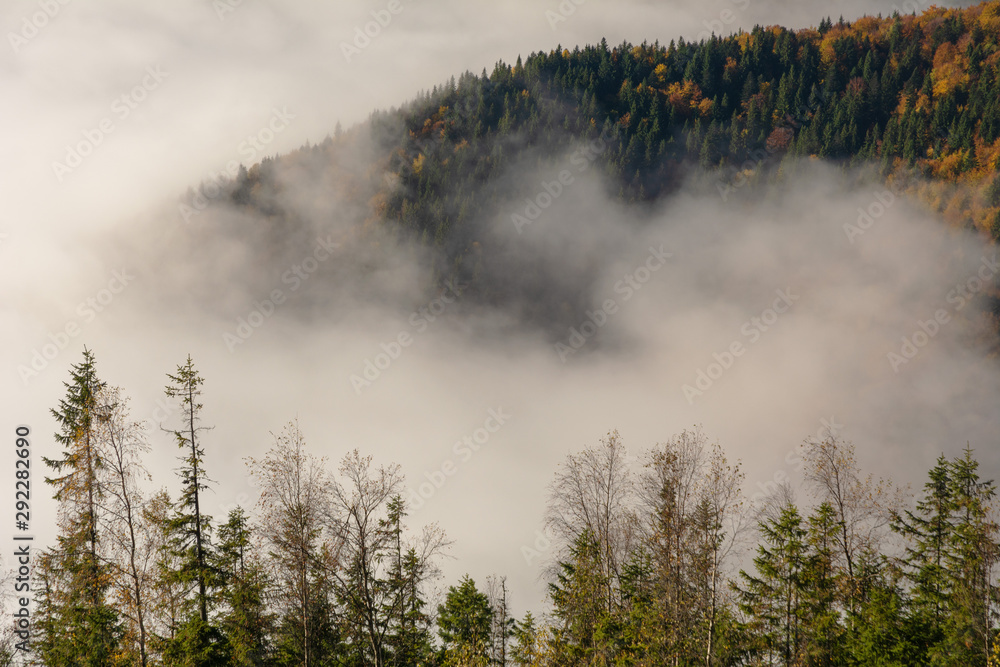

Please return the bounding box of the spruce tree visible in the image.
[161,356,228,665]
[892,455,952,649]
[547,530,611,664]
[437,575,493,665]
[735,504,808,666]
[800,503,846,665]
[935,447,998,666]
[216,508,273,666]
[37,349,123,665]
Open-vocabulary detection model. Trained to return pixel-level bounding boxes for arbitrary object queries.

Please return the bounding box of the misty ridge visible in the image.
[105,138,1000,456]
[110,124,1000,378]
[115,147,997,353]
[13,2,1000,665]
[108,5,1000,358]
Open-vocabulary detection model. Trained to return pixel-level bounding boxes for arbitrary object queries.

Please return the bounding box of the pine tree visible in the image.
[388,547,436,666]
[37,349,123,665]
[383,496,437,666]
[547,530,610,664]
[985,173,1000,208]
[934,447,998,666]
[161,356,228,665]
[892,455,952,651]
[735,504,808,666]
[511,612,544,666]
[843,555,919,665]
[799,503,846,665]
[437,575,493,665]
[216,508,273,666]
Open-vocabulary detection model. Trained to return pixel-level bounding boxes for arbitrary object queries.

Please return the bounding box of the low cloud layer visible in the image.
[16,149,1000,614]
[2,0,991,617]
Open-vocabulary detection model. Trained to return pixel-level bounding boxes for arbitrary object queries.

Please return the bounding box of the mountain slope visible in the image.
[182,1,1000,336]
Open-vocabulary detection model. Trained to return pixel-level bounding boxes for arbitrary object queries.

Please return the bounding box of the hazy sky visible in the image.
[2,0,989,618]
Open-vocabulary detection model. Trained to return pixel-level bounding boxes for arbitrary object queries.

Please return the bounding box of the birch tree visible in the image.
[246,420,331,666]
[326,450,449,667]
[143,490,188,656]
[801,435,897,615]
[97,385,154,667]
[545,430,638,614]
[639,427,708,662]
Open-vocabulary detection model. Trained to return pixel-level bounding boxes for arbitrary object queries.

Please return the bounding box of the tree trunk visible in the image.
[189,381,208,624]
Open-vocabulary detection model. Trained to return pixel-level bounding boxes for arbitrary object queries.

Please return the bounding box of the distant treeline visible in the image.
[191,2,1000,336]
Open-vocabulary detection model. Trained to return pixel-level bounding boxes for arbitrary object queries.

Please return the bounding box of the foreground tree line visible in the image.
[11,349,1000,666]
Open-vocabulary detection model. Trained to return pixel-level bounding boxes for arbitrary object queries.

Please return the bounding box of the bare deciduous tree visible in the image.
[639,428,709,662]
[801,435,900,612]
[545,430,639,612]
[696,441,747,667]
[247,419,331,667]
[325,449,449,667]
[639,428,748,667]
[485,574,514,666]
[97,386,154,667]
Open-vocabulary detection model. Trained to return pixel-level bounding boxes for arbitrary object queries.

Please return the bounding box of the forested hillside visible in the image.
[16,350,1000,666]
[21,2,1000,665]
[197,2,1000,289]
